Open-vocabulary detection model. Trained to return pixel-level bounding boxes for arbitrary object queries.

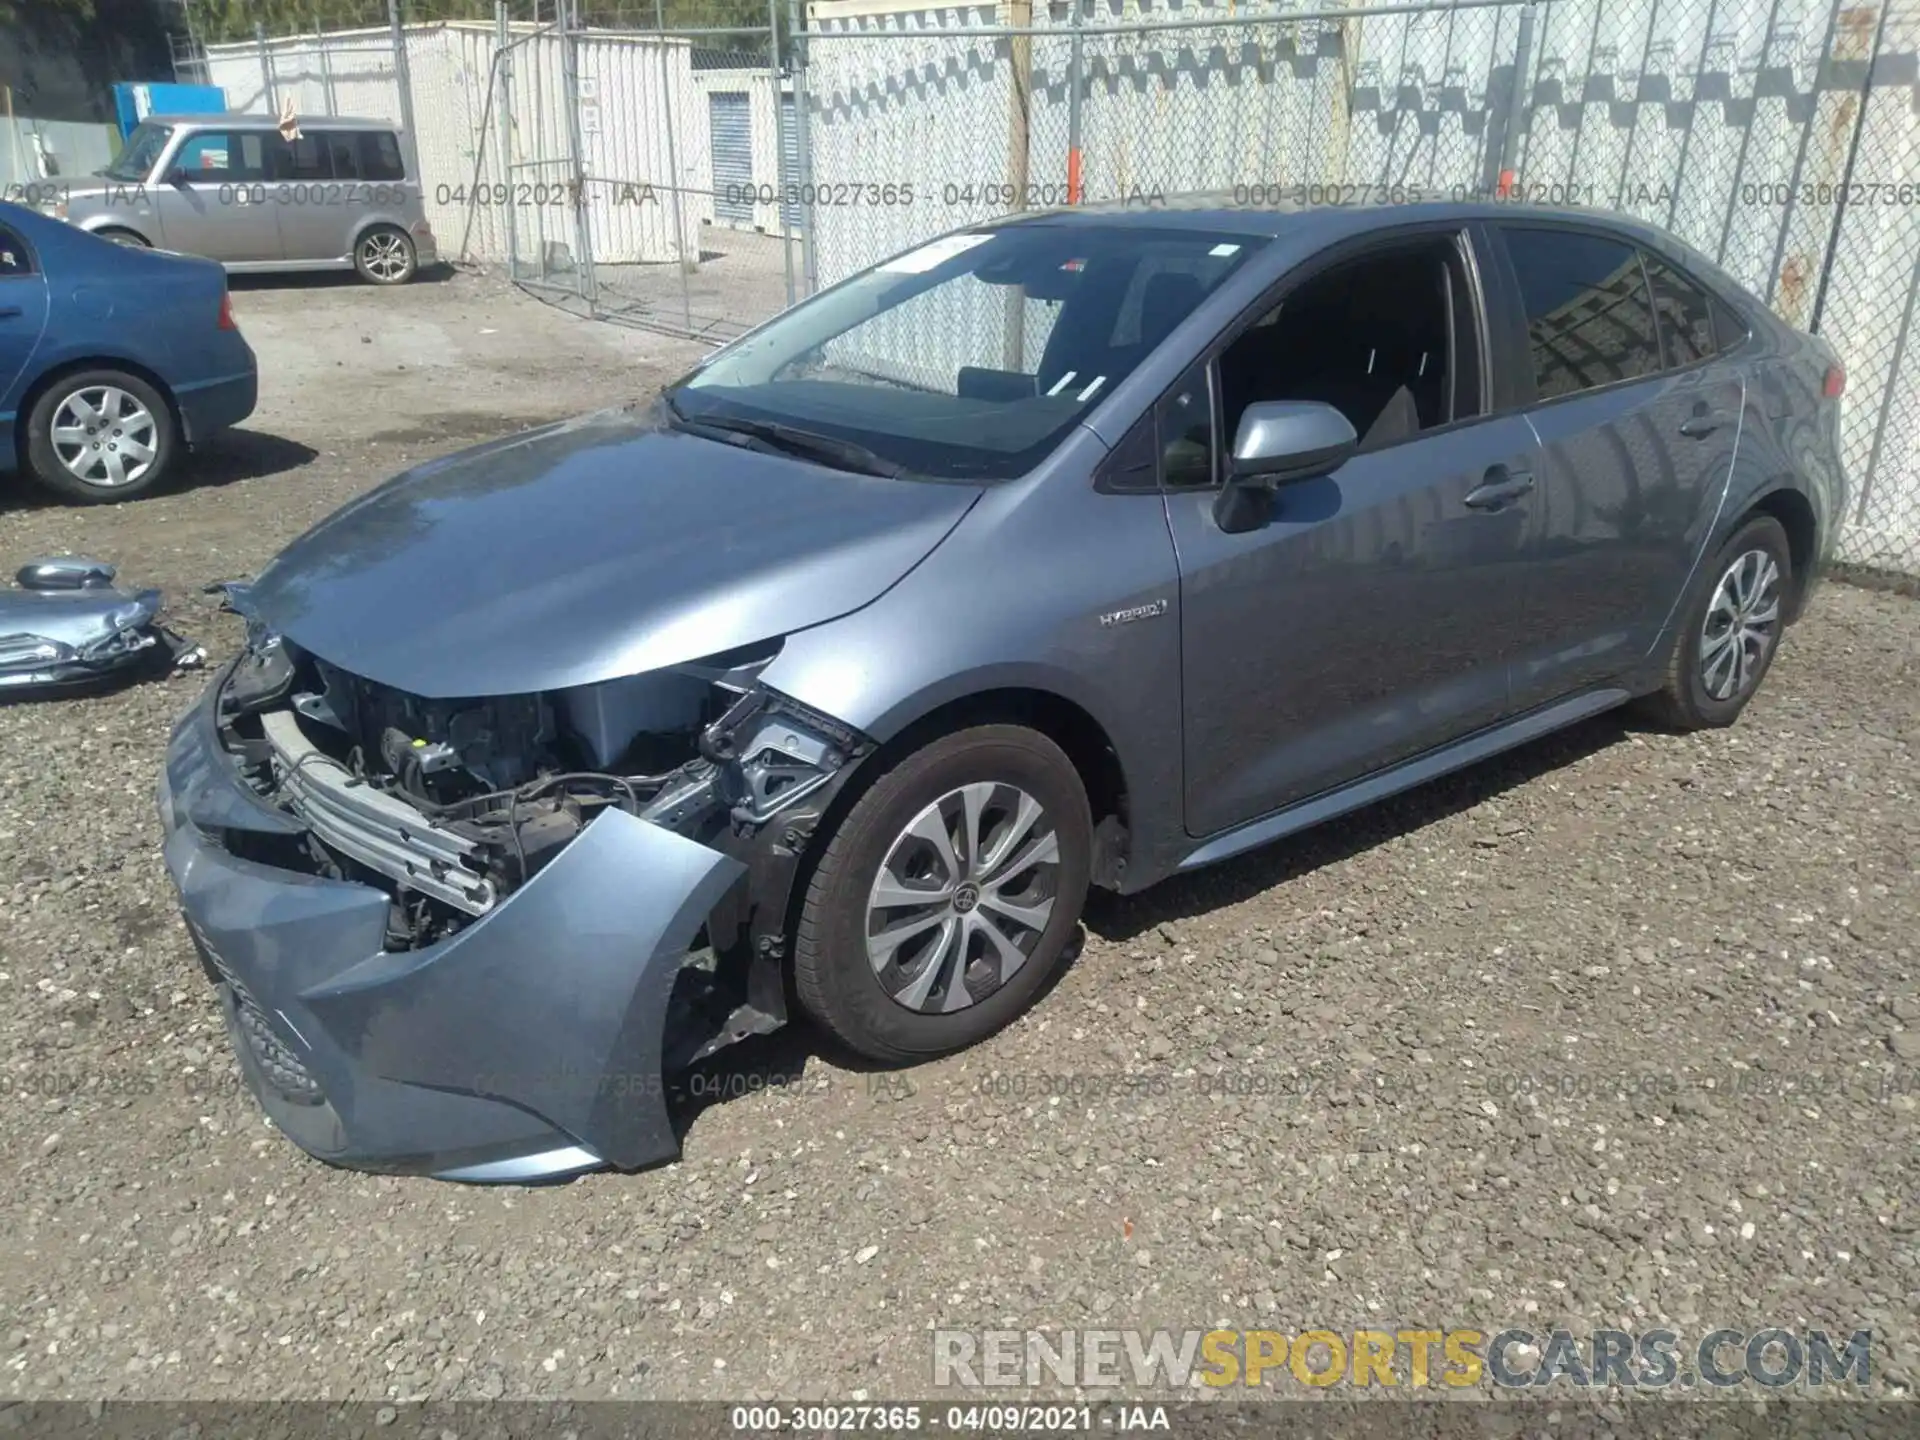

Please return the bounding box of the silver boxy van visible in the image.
[55,114,436,285]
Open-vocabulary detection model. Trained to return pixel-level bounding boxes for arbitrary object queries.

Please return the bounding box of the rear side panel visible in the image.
[1,206,255,452]
[0,215,52,470]
[1740,325,1849,581]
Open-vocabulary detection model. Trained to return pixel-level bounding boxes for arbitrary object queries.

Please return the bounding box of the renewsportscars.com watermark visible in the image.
[932,1327,1872,1391]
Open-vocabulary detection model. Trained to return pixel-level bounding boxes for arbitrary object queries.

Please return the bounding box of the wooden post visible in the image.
[1003,0,1032,371]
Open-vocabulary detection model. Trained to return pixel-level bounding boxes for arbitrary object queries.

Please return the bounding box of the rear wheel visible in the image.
[354,225,416,285]
[23,369,175,502]
[793,725,1091,1063]
[1637,513,1792,730]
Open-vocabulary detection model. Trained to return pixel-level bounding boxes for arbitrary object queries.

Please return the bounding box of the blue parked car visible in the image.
[0,199,257,502]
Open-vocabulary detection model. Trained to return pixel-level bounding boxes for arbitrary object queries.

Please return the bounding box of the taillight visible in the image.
[1823,363,1845,399]
[218,292,238,331]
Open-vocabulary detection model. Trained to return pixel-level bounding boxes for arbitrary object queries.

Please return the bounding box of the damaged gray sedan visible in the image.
[159,202,1844,1180]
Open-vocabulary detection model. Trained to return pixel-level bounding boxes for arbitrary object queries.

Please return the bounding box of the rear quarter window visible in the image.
[0,225,32,277]
[1711,293,1750,353]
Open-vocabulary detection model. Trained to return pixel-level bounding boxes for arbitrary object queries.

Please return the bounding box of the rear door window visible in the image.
[277,133,334,181]
[358,132,406,181]
[1501,227,1663,401]
[319,132,361,179]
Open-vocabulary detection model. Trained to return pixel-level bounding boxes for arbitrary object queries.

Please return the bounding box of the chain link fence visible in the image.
[193,0,1920,579]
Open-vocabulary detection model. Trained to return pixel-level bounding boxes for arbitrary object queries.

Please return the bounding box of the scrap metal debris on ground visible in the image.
[0,557,205,693]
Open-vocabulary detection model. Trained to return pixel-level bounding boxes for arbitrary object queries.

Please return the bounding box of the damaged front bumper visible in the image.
[158,670,755,1182]
[1,558,204,693]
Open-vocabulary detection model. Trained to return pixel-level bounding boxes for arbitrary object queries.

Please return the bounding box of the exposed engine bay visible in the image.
[209,617,870,1062]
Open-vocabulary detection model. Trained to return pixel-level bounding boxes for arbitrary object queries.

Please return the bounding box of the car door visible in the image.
[0,220,51,455]
[1491,223,1746,708]
[150,129,285,263]
[270,129,340,261]
[1162,226,1546,840]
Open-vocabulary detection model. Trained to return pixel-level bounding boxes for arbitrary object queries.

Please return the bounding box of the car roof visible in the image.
[995,193,1675,242]
[143,112,401,132]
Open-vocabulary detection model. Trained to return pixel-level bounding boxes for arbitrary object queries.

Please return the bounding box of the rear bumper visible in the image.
[177,363,258,444]
[157,670,744,1181]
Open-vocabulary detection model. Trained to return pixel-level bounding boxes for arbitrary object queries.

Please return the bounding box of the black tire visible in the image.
[23,369,176,503]
[793,725,1092,1063]
[95,228,151,248]
[1637,513,1792,730]
[353,225,416,285]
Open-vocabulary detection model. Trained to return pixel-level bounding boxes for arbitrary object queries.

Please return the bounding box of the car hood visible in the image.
[246,406,982,698]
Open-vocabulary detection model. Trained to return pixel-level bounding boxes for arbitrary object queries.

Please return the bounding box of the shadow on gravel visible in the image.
[0,429,317,514]
[1084,708,1642,945]
[228,263,456,292]
[174,428,321,489]
[664,928,1093,1140]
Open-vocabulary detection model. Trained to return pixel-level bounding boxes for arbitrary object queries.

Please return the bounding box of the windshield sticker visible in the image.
[878,233,993,274]
[1076,376,1107,402]
[1209,243,1241,257]
[1046,371,1079,396]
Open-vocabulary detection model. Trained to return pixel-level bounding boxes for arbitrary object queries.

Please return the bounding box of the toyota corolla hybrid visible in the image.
[157,199,1845,1182]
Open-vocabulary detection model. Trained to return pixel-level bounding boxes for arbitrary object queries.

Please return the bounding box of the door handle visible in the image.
[0,305,21,320]
[1464,467,1535,511]
[1678,412,1728,439]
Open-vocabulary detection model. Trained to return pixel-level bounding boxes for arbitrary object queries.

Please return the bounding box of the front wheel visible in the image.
[23,369,175,502]
[354,225,416,285]
[793,725,1092,1063]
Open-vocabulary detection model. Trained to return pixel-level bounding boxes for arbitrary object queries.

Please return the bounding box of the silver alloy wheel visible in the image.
[360,231,411,282]
[50,386,159,489]
[866,782,1060,1013]
[1700,548,1782,701]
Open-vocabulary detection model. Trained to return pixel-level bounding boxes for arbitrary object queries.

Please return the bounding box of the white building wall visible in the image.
[0,118,116,189]
[202,21,705,266]
[694,67,789,235]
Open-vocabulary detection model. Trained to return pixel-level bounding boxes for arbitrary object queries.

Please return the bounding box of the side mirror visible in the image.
[1213,400,1358,534]
[16,556,118,591]
[1229,400,1357,483]
[166,166,191,187]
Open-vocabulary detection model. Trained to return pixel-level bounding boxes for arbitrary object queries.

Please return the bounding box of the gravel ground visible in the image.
[0,268,1916,1405]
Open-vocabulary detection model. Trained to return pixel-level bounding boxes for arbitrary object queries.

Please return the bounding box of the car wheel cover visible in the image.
[361,232,410,280]
[1699,547,1781,702]
[50,386,159,489]
[865,782,1060,1014]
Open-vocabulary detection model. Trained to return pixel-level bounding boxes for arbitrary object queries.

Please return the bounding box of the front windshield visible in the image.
[673,223,1264,481]
[104,123,173,182]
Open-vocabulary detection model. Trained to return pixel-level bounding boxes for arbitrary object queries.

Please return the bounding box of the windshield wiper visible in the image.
[663,397,902,478]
